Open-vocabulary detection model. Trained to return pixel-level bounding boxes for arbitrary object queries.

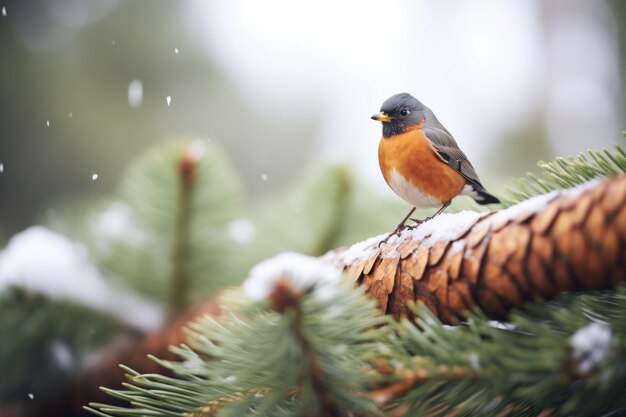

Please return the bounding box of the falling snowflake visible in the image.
[91,174,98,181]
[1,6,6,17]
[174,47,179,54]
[128,80,143,108]
[166,95,172,106]
[261,174,268,181]
[46,120,50,127]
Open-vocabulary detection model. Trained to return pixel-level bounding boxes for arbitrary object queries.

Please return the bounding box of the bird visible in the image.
[372,93,500,242]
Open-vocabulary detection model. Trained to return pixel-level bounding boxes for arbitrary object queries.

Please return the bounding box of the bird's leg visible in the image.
[420,201,450,223]
[395,206,417,231]
[409,201,451,226]
[379,207,416,247]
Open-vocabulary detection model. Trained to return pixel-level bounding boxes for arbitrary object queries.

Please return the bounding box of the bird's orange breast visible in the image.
[378,128,465,206]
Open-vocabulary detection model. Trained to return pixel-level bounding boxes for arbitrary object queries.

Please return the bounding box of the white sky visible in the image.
[10,0,620,189]
[182,0,620,187]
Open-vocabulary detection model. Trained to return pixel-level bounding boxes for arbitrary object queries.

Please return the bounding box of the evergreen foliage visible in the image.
[85,142,626,417]
[389,289,626,416]
[503,143,626,206]
[86,282,387,417]
[0,288,125,401]
[84,286,626,417]
[85,285,626,417]
[0,138,407,406]
[85,140,246,313]
[245,164,352,258]
[44,140,406,313]
[240,165,407,259]
[4,137,625,414]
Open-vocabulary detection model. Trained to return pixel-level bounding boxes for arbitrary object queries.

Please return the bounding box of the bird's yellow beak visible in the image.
[371,112,391,123]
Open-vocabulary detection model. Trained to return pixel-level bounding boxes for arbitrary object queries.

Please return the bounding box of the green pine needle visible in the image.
[388,286,626,416]
[502,143,626,207]
[87,283,388,417]
[85,141,626,417]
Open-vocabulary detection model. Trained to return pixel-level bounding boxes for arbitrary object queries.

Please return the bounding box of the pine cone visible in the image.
[331,175,626,323]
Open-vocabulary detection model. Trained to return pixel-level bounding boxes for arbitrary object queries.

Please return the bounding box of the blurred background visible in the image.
[0,1,625,413]
[0,0,624,242]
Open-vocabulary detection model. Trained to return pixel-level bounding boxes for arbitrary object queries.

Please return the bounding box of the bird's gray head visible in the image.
[371,93,428,138]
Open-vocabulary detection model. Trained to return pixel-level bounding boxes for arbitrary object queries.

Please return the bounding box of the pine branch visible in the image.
[79,175,626,417]
[29,143,626,417]
[169,146,195,315]
[86,276,387,417]
[503,144,626,206]
[83,259,626,417]
[372,289,626,416]
[58,140,246,312]
[0,289,126,403]
[330,174,626,323]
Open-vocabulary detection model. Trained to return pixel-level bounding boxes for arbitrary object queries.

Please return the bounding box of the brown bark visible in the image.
[330,175,626,323]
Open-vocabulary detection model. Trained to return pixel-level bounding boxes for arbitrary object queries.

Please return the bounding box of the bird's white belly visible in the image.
[388,169,441,208]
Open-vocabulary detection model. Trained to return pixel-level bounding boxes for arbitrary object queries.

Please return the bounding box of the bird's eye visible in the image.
[399,108,410,117]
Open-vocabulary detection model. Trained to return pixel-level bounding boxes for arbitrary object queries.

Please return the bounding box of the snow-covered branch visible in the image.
[327,175,626,323]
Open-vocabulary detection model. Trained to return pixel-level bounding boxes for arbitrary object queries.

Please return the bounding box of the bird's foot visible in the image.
[407,218,424,229]
[378,223,406,247]
[407,212,443,229]
[421,213,440,223]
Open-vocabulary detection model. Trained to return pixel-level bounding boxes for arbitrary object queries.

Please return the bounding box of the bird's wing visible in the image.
[422,126,485,189]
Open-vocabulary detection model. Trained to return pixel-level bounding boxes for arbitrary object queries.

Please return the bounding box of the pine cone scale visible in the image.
[335,175,626,322]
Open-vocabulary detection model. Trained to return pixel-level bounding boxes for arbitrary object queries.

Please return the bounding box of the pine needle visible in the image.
[502,143,626,206]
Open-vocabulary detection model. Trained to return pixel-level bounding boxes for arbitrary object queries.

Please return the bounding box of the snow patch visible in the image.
[487,320,516,331]
[489,178,601,226]
[570,322,612,375]
[399,211,484,247]
[489,191,556,227]
[0,227,163,331]
[243,252,342,301]
[336,211,485,264]
[339,179,603,264]
[337,234,385,265]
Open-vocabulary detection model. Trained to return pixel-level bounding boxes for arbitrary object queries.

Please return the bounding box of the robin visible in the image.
[372,93,500,241]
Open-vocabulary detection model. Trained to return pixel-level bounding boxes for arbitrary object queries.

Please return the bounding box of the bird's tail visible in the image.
[462,182,501,205]
[474,188,500,205]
